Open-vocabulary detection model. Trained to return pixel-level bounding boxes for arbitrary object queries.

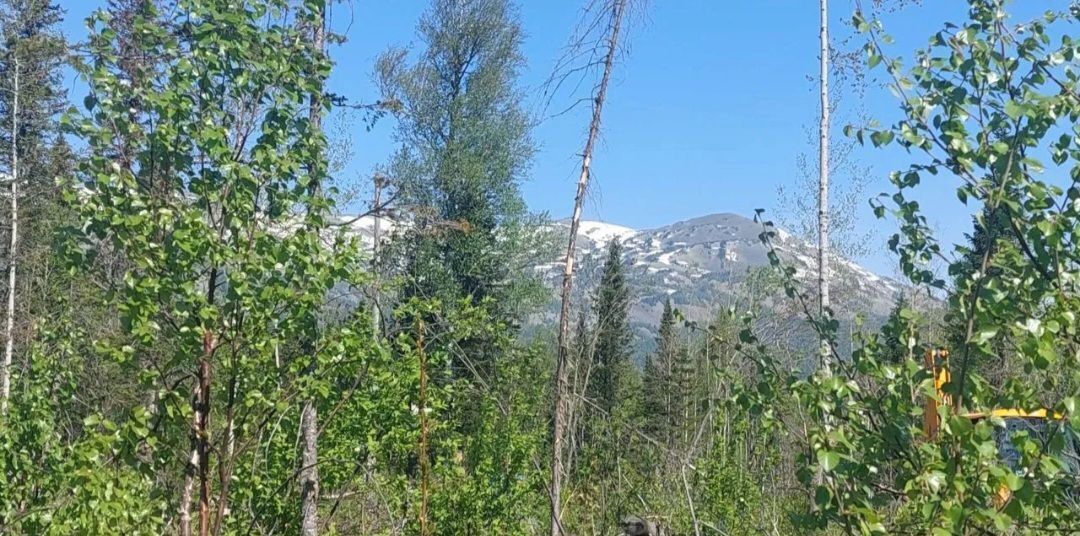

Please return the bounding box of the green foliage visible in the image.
[377,0,550,341]
[53,0,375,531]
[1,0,67,155]
[878,294,915,364]
[589,239,634,414]
[0,0,75,355]
[0,320,165,534]
[697,417,794,536]
[945,205,1020,385]
[19,0,1080,534]
[742,2,1080,533]
[353,298,551,535]
[643,298,694,448]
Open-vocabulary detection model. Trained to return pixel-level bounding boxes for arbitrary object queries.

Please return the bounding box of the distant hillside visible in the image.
[333,211,906,352]
[531,213,904,351]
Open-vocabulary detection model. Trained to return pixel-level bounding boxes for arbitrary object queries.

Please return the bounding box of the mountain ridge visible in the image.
[535,212,903,347]
[333,210,904,348]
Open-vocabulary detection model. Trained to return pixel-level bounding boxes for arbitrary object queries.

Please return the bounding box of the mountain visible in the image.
[533,213,904,349]
[332,211,905,352]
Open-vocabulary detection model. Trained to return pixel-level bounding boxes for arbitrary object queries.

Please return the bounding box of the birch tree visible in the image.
[299,3,327,535]
[70,1,365,532]
[0,58,15,417]
[818,0,832,358]
[0,0,66,416]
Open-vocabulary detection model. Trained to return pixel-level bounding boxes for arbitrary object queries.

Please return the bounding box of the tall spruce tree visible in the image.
[945,204,1016,384]
[0,0,65,157]
[643,298,677,444]
[589,239,632,415]
[878,294,910,364]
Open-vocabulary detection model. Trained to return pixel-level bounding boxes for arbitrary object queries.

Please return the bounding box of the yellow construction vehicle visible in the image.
[921,349,1064,439]
[922,349,1080,504]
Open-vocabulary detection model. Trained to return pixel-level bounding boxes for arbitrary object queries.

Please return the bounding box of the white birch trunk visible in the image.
[817,0,832,367]
[1,59,19,417]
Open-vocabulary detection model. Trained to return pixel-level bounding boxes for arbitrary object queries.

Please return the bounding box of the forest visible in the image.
[2,0,1080,534]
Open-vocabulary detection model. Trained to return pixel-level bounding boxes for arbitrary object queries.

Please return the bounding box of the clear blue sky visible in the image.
[54,1,1052,277]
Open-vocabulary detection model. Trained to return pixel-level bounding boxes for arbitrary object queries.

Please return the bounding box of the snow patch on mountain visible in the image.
[538,213,905,342]
[576,221,638,244]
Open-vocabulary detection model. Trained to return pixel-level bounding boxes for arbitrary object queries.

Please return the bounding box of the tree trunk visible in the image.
[180,385,198,536]
[550,2,626,534]
[300,398,320,536]
[212,374,237,536]
[197,353,212,536]
[817,0,831,332]
[370,173,386,337]
[299,7,326,535]
[417,319,430,536]
[813,0,833,498]
[181,329,213,536]
[0,60,18,417]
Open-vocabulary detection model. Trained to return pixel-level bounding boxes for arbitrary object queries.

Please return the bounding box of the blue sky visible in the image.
[54,1,1050,276]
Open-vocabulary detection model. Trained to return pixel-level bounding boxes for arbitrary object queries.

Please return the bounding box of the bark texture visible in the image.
[550,2,627,534]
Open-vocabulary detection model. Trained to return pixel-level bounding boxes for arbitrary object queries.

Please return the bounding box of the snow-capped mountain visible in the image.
[534,213,904,347]
[332,211,905,350]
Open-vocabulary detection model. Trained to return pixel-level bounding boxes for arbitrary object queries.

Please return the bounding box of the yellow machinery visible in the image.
[922,349,1077,504]
[922,349,1063,438]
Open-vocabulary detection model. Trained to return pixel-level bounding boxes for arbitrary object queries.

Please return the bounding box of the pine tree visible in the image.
[879,294,910,364]
[945,204,1016,383]
[672,335,693,445]
[589,239,632,415]
[643,298,677,444]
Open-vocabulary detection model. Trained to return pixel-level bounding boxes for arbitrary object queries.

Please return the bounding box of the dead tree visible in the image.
[547,2,633,534]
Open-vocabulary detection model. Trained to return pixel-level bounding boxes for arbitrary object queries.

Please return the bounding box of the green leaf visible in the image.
[870,130,894,147]
[818,450,841,472]
[1003,472,1023,491]
[1004,100,1023,120]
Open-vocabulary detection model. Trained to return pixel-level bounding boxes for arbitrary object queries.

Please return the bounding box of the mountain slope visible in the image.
[333,211,904,350]
[535,213,903,346]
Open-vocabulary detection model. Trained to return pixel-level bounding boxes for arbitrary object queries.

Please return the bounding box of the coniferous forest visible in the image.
[2,0,1080,534]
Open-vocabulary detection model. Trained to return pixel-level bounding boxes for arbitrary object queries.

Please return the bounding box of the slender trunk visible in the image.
[550,3,626,535]
[299,8,326,535]
[417,319,430,536]
[813,0,832,497]
[300,397,320,536]
[681,465,701,536]
[1,60,18,417]
[817,0,831,334]
[212,374,237,536]
[181,328,214,536]
[180,380,199,536]
[370,174,385,336]
[197,346,212,536]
